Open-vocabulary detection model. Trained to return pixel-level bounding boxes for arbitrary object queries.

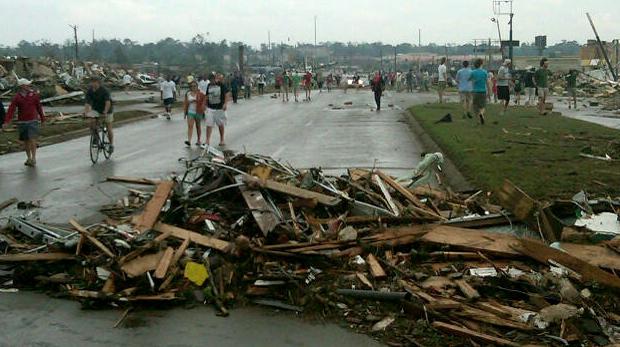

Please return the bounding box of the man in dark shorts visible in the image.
[3,78,46,166]
[565,69,578,109]
[370,71,385,111]
[84,76,115,152]
[469,59,489,125]
[160,75,176,120]
[497,59,512,115]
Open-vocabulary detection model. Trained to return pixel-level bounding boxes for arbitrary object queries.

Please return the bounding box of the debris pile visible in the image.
[1,150,620,346]
[0,56,155,102]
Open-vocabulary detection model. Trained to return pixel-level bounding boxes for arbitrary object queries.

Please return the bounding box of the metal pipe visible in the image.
[336,289,410,301]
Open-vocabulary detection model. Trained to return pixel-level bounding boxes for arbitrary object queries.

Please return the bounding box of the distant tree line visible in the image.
[0,35,581,71]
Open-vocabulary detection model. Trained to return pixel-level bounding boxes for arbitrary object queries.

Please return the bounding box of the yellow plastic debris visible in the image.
[184,261,208,286]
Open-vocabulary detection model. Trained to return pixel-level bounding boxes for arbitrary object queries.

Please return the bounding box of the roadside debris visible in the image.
[1,150,620,346]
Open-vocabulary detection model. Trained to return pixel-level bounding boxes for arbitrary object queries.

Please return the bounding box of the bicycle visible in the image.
[86,114,112,164]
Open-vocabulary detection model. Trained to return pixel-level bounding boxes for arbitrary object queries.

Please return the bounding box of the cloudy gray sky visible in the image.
[1,0,618,47]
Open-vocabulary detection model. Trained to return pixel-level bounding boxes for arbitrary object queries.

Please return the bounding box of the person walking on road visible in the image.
[122,73,132,94]
[160,76,176,120]
[497,59,512,115]
[437,57,448,103]
[85,76,115,153]
[244,73,253,100]
[292,72,301,102]
[205,73,231,147]
[275,73,283,98]
[2,79,46,167]
[469,59,489,125]
[370,71,385,111]
[406,69,414,93]
[565,69,578,110]
[231,72,241,104]
[183,80,206,148]
[282,71,291,102]
[535,58,552,115]
[257,73,266,95]
[455,61,473,118]
[303,71,313,101]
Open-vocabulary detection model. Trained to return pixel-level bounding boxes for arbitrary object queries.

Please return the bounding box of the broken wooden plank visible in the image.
[366,254,387,279]
[376,171,445,220]
[154,247,175,279]
[106,176,160,185]
[356,272,374,290]
[69,219,115,258]
[0,253,76,262]
[235,175,279,236]
[419,225,521,257]
[455,279,481,300]
[432,321,520,347]
[120,251,165,278]
[119,231,170,265]
[41,91,84,104]
[0,197,18,213]
[372,174,400,216]
[134,181,175,233]
[154,222,231,252]
[513,238,620,289]
[246,175,341,206]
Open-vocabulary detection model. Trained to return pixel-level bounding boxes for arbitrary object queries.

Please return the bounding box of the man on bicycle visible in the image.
[84,76,114,153]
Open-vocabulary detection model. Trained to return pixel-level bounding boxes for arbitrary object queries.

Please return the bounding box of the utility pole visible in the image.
[394,46,397,72]
[493,0,514,63]
[314,15,317,68]
[268,30,273,66]
[586,13,618,81]
[418,29,421,47]
[69,24,79,61]
[92,29,95,44]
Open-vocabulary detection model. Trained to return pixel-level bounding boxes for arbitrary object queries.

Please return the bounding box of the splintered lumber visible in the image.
[513,238,620,289]
[159,238,190,291]
[235,175,279,236]
[0,197,18,212]
[154,247,175,279]
[376,171,445,220]
[69,219,115,258]
[0,253,76,262]
[372,174,400,216]
[432,321,520,347]
[419,225,521,257]
[455,279,480,300]
[121,251,165,278]
[154,222,231,252]
[40,91,84,104]
[119,231,170,265]
[247,176,341,206]
[560,243,620,272]
[366,254,387,279]
[106,176,160,185]
[134,181,175,233]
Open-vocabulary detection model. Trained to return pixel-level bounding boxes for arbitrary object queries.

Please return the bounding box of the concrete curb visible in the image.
[405,108,475,193]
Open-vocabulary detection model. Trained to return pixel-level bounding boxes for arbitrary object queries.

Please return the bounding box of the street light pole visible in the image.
[314,15,317,68]
[508,12,514,63]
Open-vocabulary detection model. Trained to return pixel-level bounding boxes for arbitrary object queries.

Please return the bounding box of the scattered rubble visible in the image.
[1,149,620,346]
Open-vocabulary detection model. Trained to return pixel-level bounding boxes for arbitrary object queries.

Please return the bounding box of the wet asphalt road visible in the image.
[0,89,435,347]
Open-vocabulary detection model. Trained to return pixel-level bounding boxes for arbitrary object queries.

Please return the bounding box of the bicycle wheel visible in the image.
[101,126,112,159]
[89,128,100,164]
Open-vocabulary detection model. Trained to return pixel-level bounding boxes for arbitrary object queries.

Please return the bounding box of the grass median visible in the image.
[408,102,620,200]
[0,110,152,155]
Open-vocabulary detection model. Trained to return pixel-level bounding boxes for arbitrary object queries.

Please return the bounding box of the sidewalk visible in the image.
[549,96,620,130]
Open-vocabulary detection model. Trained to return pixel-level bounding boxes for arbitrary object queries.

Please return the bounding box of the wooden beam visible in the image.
[154,223,231,253]
[154,247,175,279]
[247,176,341,206]
[372,174,400,216]
[0,253,75,262]
[376,171,445,220]
[69,219,115,258]
[455,279,480,300]
[106,176,160,185]
[432,321,520,346]
[366,254,387,279]
[134,181,175,233]
[121,251,165,278]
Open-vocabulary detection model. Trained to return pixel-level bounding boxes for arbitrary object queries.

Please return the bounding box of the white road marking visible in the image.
[271,146,286,158]
[304,120,314,127]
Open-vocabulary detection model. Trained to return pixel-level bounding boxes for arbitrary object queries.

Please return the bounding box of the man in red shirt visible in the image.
[304,71,312,102]
[2,79,46,167]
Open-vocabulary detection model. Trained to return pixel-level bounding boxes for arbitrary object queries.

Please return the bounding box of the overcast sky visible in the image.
[1,0,618,47]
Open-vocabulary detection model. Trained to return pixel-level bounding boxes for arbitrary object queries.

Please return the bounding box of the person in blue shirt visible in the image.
[469,58,489,125]
[455,60,473,118]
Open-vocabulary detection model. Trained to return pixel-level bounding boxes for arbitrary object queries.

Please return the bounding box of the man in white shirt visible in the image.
[160,76,176,120]
[122,73,132,93]
[497,59,512,115]
[437,57,448,103]
[198,75,209,94]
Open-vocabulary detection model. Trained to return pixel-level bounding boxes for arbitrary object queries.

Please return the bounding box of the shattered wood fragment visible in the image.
[133,181,175,233]
[432,321,520,347]
[118,231,170,265]
[235,175,279,236]
[121,251,165,278]
[0,253,76,262]
[69,219,115,258]
[513,239,620,289]
[372,173,400,216]
[154,247,174,279]
[106,176,160,185]
[246,175,341,206]
[454,279,480,300]
[154,223,231,252]
[356,272,374,289]
[376,171,445,220]
[366,254,387,279]
[419,225,521,257]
